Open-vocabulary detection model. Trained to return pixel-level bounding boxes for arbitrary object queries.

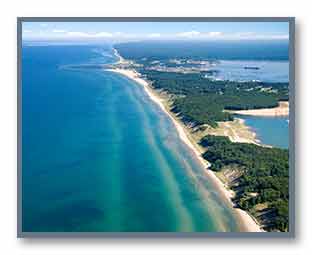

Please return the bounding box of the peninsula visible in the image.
[106,45,289,232]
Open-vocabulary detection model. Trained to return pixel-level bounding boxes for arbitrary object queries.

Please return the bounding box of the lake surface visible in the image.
[206,58,289,148]
[22,45,240,232]
[237,115,289,149]
[209,60,289,83]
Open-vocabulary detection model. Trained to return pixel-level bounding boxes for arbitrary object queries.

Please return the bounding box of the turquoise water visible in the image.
[237,115,289,149]
[22,45,240,232]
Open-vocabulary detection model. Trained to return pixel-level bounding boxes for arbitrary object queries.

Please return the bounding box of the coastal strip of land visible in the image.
[207,118,260,145]
[106,67,262,232]
[226,101,289,117]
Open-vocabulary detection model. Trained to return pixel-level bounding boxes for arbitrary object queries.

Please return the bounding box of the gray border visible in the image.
[17,17,295,238]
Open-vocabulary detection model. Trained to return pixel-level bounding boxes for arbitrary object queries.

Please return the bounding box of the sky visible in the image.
[22,21,289,42]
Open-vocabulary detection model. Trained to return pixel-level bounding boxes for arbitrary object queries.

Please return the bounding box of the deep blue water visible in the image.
[116,40,289,61]
[22,45,240,232]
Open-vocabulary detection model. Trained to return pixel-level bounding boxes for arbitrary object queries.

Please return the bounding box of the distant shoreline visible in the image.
[226,101,289,117]
[107,66,262,233]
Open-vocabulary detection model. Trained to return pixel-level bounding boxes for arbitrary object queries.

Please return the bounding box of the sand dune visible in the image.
[228,101,289,116]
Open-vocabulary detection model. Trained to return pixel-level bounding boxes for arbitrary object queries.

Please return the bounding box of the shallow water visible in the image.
[22,45,240,232]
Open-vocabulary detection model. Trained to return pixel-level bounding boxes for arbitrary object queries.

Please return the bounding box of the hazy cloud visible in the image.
[66,31,113,38]
[147,33,161,38]
[52,29,67,33]
[207,31,223,37]
[232,32,289,40]
[23,29,289,41]
[176,30,201,38]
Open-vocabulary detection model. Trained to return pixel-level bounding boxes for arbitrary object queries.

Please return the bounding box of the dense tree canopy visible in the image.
[114,42,290,232]
[141,70,288,127]
[200,135,289,232]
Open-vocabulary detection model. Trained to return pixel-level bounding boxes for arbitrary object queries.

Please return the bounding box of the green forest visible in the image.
[200,135,289,232]
[141,70,290,232]
[114,42,290,232]
[141,68,290,231]
[141,70,288,127]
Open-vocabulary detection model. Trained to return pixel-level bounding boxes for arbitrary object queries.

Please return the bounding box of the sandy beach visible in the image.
[107,67,262,232]
[227,101,289,117]
[113,48,128,65]
[210,118,260,145]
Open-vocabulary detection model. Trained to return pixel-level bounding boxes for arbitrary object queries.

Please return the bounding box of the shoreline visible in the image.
[107,67,262,232]
[233,118,259,143]
[216,117,261,145]
[113,48,127,65]
[226,101,289,117]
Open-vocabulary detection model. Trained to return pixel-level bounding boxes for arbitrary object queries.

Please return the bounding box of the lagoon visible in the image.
[238,115,289,149]
[209,60,289,83]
